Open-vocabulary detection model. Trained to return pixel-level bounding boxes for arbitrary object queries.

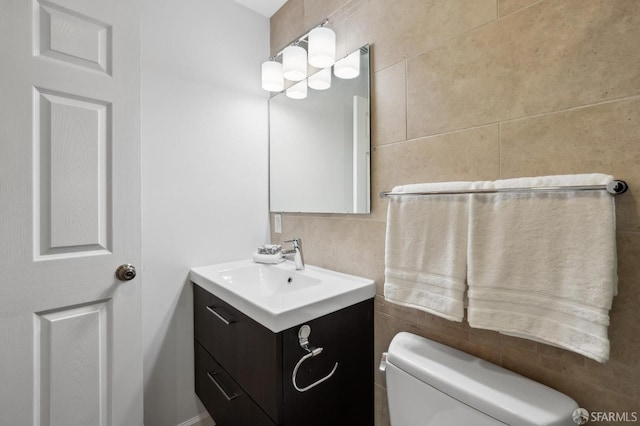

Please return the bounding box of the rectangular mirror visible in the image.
[269,45,370,214]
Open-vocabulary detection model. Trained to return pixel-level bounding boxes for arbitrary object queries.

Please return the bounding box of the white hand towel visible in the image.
[384,181,475,322]
[467,174,617,362]
[252,251,284,264]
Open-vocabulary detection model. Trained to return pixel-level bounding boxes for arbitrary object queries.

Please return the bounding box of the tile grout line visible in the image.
[377,93,640,150]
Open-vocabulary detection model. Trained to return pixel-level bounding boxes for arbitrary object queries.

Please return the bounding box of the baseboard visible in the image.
[176,412,214,426]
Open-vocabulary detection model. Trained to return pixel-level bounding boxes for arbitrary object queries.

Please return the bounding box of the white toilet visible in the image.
[381,332,579,426]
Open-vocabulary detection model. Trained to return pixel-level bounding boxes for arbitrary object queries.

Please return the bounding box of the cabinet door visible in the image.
[193,284,282,423]
[282,299,374,426]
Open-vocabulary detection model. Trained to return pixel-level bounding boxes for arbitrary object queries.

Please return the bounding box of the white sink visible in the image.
[189,259,376,332]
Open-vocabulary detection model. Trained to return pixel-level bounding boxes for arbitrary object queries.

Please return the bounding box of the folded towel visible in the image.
[384,181,475,322]
[252,251,284,264]
[467,174,617,362]
[258,244,282,255]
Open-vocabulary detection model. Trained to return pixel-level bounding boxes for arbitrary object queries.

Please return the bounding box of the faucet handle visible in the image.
[285,238,302,248]
[284,238,305,270]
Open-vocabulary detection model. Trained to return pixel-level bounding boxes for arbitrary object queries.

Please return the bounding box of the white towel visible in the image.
[467,174,618,362]
[252,251,284,264]
[384,181,474,322]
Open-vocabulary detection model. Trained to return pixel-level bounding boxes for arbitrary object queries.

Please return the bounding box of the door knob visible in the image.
[116,264,137,281]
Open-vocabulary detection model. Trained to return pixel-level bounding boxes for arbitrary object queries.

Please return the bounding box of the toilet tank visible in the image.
[384,332,578,426]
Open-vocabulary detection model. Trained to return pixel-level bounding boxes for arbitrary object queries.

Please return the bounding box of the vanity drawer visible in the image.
[195,342,276,426]
[193,284,282,423]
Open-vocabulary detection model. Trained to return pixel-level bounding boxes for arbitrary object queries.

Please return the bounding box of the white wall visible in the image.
[140,1,270,425]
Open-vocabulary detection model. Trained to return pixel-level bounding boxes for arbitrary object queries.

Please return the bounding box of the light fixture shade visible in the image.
[308,27,336,68]
[308,67,331,90]
[282,45,307,81]
[334,50,360,79]
[286,80,307,99]
[261,60,284,92]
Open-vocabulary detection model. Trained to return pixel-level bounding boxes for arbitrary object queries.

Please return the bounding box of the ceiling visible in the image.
[232,0,287,17]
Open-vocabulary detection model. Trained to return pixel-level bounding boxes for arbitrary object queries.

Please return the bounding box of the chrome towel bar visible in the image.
[379,180,628,198]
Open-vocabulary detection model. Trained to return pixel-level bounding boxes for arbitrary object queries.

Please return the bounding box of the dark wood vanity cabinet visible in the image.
[193,283,374,426]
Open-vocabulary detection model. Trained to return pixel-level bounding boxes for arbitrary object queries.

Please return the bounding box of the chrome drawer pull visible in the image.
[206,306,235,325]
[207,371,239,402]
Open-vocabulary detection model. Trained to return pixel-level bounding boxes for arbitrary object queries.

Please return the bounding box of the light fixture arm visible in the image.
[272,18,330,59]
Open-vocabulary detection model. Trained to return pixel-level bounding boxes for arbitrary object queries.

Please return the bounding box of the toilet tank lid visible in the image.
[386,332,578,426]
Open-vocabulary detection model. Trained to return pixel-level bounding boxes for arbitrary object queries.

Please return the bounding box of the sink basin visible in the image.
[189,259,375,332]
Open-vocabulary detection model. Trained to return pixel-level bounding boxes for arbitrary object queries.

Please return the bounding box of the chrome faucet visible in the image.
[283,238,305,270]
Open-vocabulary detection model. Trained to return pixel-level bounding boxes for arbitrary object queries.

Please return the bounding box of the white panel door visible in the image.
[0,0,142,425]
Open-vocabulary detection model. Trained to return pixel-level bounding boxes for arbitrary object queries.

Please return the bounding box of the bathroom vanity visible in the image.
[191,260,375,426]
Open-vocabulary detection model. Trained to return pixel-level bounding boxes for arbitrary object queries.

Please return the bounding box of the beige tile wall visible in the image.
[270,1,640,424]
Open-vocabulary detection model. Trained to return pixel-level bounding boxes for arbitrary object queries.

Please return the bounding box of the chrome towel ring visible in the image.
[292,324,338,392]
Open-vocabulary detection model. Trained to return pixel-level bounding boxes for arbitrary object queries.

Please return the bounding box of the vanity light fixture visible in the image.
[307,67,331,90]
[308,26,336,68]
[261,59,284,92]
[261,19,336,94]
[286,80,307,99]
[334,50,360,79]
[282,44,307,81]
